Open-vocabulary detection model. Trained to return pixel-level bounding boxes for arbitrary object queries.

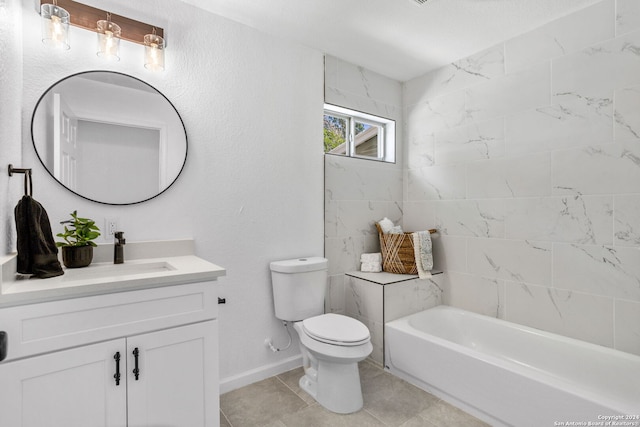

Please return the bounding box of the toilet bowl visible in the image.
[269,257,372,414]
[293,313,372,414]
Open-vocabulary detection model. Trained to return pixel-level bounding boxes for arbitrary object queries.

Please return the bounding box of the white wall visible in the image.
[8,0,324,389]
[0,0,23,255]
[323,56,404,315]
[404,0,640,356]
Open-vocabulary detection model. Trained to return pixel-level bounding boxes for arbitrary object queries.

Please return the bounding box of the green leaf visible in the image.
[55,211,102,247]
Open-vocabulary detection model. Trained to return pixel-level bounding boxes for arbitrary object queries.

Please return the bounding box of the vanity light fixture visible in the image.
[96,12,121,61]
[38,0,165,70]
[144,28,164,72]
[40,0,70,50]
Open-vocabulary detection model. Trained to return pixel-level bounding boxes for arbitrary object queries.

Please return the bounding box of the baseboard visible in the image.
[219,355,302,394]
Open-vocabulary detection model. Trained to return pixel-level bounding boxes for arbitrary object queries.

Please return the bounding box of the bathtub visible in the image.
[385,305,640,427]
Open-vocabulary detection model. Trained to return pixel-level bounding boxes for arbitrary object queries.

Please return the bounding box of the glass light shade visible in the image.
[96,20,121,61]
[40,3,70,50]
[144,33,165,71]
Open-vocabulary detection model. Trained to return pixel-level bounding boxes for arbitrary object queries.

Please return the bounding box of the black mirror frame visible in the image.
[30,70,188,205]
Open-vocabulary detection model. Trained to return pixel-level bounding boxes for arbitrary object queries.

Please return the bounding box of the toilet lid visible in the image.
[302,313,370,346]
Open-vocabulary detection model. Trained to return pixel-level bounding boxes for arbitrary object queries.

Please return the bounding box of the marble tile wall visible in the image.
[344,272,443,366]
[403,0,640,356]
[324,56,404,315]
[345,275,384,364]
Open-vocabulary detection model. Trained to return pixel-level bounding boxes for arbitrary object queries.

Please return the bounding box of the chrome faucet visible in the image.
[114,231,125,264]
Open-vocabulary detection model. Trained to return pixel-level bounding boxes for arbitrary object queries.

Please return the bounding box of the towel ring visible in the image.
[8,164,33,197]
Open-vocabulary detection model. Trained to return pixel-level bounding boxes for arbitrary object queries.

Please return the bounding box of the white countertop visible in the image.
[0,239,225,308]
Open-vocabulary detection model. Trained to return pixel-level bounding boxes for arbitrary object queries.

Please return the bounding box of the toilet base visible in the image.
[292,318,372,414]
[299,359,364,414]
[298,368,317,398]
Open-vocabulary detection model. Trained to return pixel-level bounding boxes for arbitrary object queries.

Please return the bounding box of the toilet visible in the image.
[270,257,372,414]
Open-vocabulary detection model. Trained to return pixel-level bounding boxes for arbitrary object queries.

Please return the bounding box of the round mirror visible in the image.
[31,71,187,205]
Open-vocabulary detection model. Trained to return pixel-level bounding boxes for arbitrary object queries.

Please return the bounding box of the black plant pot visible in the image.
[61,245,94,268]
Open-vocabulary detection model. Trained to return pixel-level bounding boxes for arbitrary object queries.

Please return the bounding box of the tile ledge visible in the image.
[345,270,442,285]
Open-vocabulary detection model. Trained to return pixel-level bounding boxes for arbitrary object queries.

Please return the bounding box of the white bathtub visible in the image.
[385,305,640,427]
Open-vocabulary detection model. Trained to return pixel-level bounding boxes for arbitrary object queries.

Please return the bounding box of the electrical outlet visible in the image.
[105,218,119,238]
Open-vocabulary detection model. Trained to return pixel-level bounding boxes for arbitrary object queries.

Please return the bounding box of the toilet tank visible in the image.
[270,257,328,321]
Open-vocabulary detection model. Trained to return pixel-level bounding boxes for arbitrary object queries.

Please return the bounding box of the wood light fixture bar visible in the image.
[41,0,164,46]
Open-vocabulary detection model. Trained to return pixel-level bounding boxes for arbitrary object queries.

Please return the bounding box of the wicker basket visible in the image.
[375,223,418,275]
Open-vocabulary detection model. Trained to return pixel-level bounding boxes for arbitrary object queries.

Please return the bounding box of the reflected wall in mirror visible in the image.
[31,71,187,205]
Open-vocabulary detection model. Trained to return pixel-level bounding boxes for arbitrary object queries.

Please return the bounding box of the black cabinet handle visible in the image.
[133,347,140,380]
[114,352,121,386]
[0,331,7,362]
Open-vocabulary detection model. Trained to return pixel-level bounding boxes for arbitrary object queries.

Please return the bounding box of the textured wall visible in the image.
[323,56,404,314]
[12,0,324,390]
[404,0,640,355]
[0,0,23,255]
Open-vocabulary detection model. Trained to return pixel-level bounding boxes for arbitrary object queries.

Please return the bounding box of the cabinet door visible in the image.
[127,320,219,427]
[0,338,127,427]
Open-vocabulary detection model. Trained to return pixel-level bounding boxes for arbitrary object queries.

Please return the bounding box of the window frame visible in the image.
[323,104,396,163]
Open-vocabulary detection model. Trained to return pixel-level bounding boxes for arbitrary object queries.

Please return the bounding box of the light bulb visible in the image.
[144,33,165,71]
[96,19,121,61]
[41,3,70,50]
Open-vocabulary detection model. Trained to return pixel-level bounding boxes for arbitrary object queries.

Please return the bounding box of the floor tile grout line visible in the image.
[363,408,392,426]
[271,372,321,425]
[219,407,233,427]
[274,373,296,394]
[274,373,312,406]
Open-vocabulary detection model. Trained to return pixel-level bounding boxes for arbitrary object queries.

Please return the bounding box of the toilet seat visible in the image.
[301,313,370,346]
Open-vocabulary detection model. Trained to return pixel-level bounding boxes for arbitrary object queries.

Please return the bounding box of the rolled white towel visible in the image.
[377,217,395,234]
[360,253,382,263]
[361,261,382,272]
[389,225,404,234]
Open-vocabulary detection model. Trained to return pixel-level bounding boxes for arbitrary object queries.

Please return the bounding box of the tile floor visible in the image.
[220,360,490,427]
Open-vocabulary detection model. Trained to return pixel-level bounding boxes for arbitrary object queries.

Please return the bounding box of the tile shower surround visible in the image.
[324,53,404,324]
[403,0,640,355]
[325,0,640,359]
[344,272,444,366]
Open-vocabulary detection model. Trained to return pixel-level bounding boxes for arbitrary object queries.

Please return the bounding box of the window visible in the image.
[323,104,395,163]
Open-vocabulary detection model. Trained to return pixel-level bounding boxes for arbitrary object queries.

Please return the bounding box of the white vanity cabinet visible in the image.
[1,337,128,426]
[0,279,222,427]
[127,321,218,427]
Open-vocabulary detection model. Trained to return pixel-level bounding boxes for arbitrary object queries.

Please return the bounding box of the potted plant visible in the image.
[56,211,101,268]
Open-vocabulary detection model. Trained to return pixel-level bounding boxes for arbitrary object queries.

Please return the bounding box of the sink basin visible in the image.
[61,261,175,281]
